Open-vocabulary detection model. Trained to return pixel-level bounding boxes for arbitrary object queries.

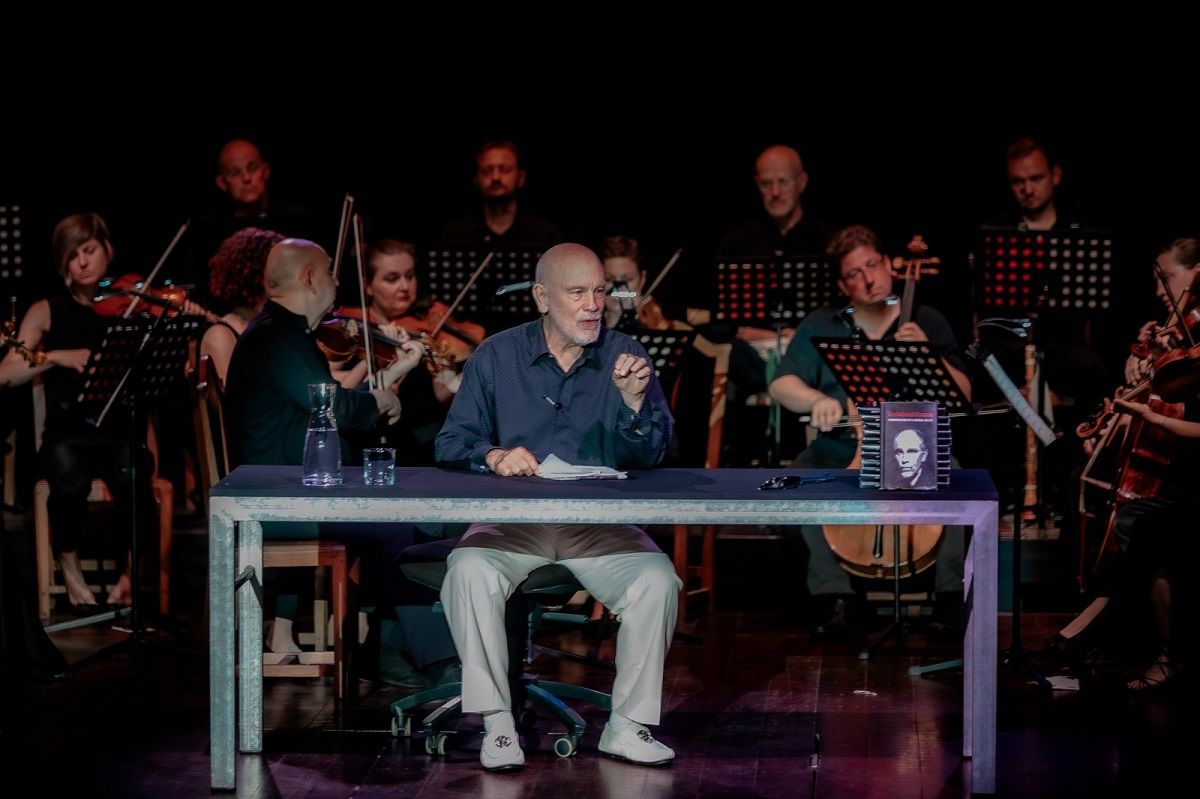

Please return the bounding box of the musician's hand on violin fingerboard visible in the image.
[379,341,425,387]
[486,446,539,477]
[612,353,651,412]
[378,322,409,343]
[1124,353,1151,385]
[894,322,929,343]
[1113,397,1152,419]
[48,348,90,373]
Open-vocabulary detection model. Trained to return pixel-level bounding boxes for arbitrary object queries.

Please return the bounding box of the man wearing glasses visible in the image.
[717,145,829,257]
[768,224,972,634]
[684,145,832,466]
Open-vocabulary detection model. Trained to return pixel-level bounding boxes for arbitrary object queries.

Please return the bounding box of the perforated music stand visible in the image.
[814,337,969,663]
[812,337,972,415]
[426,245,544,328]
[714,254,838,326]
[715,255,836,466]
[977,227,1118,315]
[74,314,199,658]
[628,329,694,399]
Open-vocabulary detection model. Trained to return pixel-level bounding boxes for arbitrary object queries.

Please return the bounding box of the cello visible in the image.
[822,236,946,579]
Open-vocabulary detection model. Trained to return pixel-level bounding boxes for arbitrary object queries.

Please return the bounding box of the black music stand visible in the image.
[814,339,969,663]
[716,254,837,466]
[977,227,1116,685]
[72,314,198,660]
[978,226,1117,520]
[426,245,545,329]
[977,227,1117,316]
[628,329,694,398]
[713,254,838,327]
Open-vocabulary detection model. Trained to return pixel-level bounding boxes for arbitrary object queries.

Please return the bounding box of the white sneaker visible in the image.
[480,723,525,772]
[598,722,675,766]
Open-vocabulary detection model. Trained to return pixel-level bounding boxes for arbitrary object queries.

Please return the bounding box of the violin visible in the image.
[315,311,412,373]
[392,300,485,374]
[1,305,45,365]
[319,305,483,377]
[93,273,222,324]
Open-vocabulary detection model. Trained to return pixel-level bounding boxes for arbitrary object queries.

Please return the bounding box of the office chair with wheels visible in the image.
[390,539,612,759]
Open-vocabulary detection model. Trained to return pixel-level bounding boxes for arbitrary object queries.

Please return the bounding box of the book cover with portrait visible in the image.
[881,401,938,490]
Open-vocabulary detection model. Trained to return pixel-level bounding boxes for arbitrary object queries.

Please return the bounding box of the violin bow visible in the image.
[122,220,190,319]
[331,194,355,283]
[351,213,377,389]
[429,250,495,340]
[1153,261,1195,347]
[636,248,683,307]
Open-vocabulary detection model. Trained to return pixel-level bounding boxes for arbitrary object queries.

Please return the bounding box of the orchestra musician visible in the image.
[223,238,459,684]
[601,235,690,331]
[438,140,563,246]
[200,227,285,385]
[1056,238,1200,691]
[768,224,972,634]
[327,239,484,464]
[0,213,161,612]
[687,144,830,466]
[435,243,680,771]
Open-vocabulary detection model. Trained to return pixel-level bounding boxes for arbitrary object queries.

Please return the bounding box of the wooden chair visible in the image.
[670,334,730,615]
[192,359,350,700]
[31,382,174,620]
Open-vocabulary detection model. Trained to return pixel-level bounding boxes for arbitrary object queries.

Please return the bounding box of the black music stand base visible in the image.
[68,314,199,663]
[855,524,967,677]
[1000,495,1051,689]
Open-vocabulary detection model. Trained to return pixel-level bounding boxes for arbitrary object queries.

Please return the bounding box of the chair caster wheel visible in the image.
[554,735,578,758]
[518,709,538,732]
[391,712,412,738]
[425,733,448,755]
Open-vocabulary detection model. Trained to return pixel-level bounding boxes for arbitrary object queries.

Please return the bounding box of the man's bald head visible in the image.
[265,239,329,289]
[216,138,271,211]
[756,145,804,176]
[535,243,603,289]
[754,144,808,230]
[265,239,337,327]
[532,243,606,351]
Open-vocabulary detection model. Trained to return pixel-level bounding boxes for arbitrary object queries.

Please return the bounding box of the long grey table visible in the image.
[209,466,998,793]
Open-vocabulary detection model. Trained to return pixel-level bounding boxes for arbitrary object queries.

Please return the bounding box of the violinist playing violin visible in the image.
[1057,238,1200,692]
[325,239,484,464]
[224,239,459,682]
[1123,238,1200,386]
[0,213,164,612]
[601,236,690,332]
[767,225,973,634]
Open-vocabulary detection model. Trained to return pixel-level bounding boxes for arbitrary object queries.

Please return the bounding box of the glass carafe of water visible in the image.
[302,382,343,487]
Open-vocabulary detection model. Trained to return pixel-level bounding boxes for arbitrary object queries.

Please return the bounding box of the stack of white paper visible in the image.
[536,454,627,481]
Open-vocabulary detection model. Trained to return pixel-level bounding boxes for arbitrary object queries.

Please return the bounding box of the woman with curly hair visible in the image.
[200,227,286,385]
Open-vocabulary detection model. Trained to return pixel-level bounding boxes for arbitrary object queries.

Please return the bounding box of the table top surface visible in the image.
[211,466,998,504]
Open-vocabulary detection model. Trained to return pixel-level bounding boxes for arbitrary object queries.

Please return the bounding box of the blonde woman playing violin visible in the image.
[0,213,161,612]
